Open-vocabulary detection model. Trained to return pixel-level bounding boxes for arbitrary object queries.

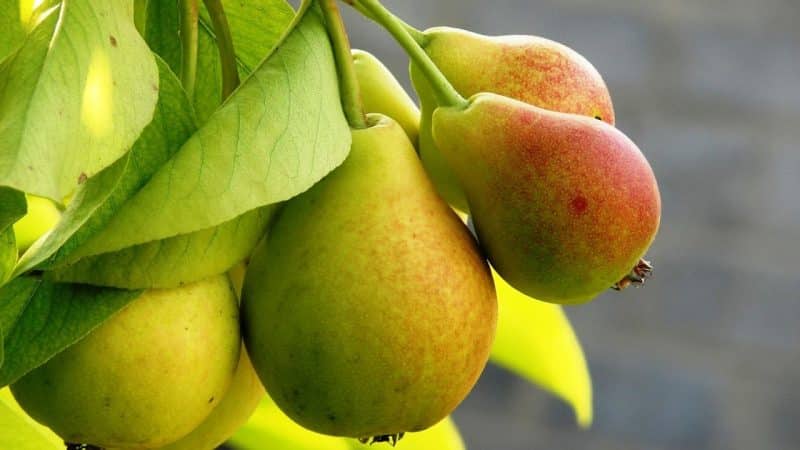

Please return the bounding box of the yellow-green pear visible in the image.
[11,275,241,449]
[242,115,497,440]
[411,27,615,211]
[160,348,264,450]
[352,49,420,145]
[12,195,60,251]
[160,262,264,450]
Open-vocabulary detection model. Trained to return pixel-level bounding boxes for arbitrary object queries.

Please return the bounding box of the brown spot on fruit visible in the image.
[569,196,588,215]
[109,35,117,47]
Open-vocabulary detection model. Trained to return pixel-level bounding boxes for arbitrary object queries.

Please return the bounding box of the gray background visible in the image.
[340,1,800,449]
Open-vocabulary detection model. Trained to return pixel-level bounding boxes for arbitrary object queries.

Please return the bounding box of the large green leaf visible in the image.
[0,0,159,201]
[47,205,276,289]
[0,188,25,285]
[0,277,141,386]
[13,57,196,276]
[199,0,295,73]
[141,0,295,124]
[489,269,593,427]
[0,388,60,449]
[66,0,350,257]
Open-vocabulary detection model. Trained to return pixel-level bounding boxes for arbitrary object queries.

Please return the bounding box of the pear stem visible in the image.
[320,0,368,129]
[347,0,427,45]
[178,0,199,97]
[348,0,466,108]
[203,0,240,99]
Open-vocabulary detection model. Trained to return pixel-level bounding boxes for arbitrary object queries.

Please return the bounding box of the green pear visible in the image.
[12,195,60,251]
[352,49,420,145]
[432,93,660,304]
[160,347,264,450]
[160,264,264,450]
[11,274,241,449]
[411,27,615,211]
[241,115,497,440]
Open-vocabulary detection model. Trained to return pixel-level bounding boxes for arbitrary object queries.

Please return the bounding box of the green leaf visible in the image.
[228,396,351,450]
[47,205,276,289]
[0,388,60,449]
[0,0,159,201]
[142,0,295,124]
[0,188,26,230]
[0,228,15,286]
[67,0,350,256]
[14,56,196,276]
[0,277,141,386]
[0,0,58,62]
[489,269,593,427]
[199,0,295,73]
[229,396,466,450]
[0,188,25,285]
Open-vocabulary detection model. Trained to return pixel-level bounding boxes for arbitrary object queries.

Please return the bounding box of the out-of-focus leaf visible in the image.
[229,395,467,450]
[0,277,141,386]
[0,387,60,449]
[490,269,593,427]
[0,0,56,62]
[348,418,465,450]
[228,396,350,450]
[0,1,159,200]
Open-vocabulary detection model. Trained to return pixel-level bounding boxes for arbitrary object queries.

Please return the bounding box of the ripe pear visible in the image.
[11,274,241,449]
[432,93,660,304]
[352,49,420,145]
[410,27,615,211]
[13,195,60,251]
[241,115,497,440]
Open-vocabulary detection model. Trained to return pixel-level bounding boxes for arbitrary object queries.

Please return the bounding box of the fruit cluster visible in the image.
[2,0,659,448]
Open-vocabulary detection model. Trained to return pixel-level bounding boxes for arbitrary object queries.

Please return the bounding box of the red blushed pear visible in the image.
[411,27,615,211]
[433,93,660,304]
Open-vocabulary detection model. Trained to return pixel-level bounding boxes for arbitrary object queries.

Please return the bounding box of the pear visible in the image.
[11,274,241,449]
[241,115,497,440]
[432,93,660,304]
[161,264,265,450]
[352,49,420,145]
[161,347,264,450]
[411,27,615,211]
[13,195,60,252]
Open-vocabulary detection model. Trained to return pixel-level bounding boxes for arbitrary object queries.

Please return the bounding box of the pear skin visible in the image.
[242,115,497,439]
[10,275,241,449]
[352,49,420,145]
[411,27,615,211]
[161,347,265,450]
[433,93,660,303]
[13,195,60,252]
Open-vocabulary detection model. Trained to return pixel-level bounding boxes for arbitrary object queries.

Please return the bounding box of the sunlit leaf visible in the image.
[0,387,60,449]
[490,269,593,427]
[228,396,350,450]
[64,0,350,257]
[0,0,159,200]
[12,57,195,277]
[46,206,276,289]
[348,418,465,450]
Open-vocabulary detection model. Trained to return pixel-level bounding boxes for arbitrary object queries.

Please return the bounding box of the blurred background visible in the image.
[340,1,800,449]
